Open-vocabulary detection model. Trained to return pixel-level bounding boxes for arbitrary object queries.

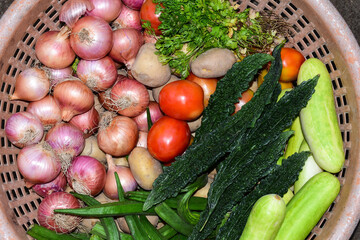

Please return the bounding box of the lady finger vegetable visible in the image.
[239,194,286,240]
[275,172,340,240]
[297,58,345,173]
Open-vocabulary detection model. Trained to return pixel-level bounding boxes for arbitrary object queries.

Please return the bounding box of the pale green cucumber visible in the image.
[297,58,344,173]
[274,172,340,240]
[294,140,323,194]
[240,194,286,240]
[284,116,304,159]
[281,189,294,205]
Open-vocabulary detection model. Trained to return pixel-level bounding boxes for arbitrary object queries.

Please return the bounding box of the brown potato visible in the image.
[190,48,237,78]
[128,147,163,190]
[131,43,171,87]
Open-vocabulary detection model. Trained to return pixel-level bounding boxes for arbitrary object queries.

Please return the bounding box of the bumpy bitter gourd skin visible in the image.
[297,58,344,173]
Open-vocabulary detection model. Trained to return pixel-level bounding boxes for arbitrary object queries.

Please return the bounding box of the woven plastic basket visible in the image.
[0,0,359,239]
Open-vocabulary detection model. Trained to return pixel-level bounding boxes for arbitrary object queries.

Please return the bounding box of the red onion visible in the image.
[87,0,123,22]
[132,101,163,131]
[53,79,94,122]
[26,95,62,130]
[35,28,75,69]
[143,31,158,43]
[5,112,44,148]
[97,112,138,156]
[77,56,118,91]
[69,106,100,138]
[70,16,113,60]
[109,28,144,68]
[122,0,145,10]
[104,154,137,199]
[38,192,82,233]
[10,68,50,102]
[98,89,115,112]
[44,67,73,89]
[33,172,67,198]
[17,142,61,184]
[45,123,85,172]
[67,155,106,196]
[110,76,149,117]
[59,0,94,28]
[113,5,142,31]
[136,131,147,148]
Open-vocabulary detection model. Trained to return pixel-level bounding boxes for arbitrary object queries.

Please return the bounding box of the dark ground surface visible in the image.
[0,0,359,239]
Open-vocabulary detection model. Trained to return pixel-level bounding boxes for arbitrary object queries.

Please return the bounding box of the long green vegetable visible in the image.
[71,192,120,240]
[27,224,85,240]
[143,52,274,211]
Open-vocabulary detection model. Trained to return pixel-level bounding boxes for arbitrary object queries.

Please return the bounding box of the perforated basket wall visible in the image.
[0,0,359,239]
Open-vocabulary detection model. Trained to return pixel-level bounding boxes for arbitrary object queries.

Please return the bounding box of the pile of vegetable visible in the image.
[5,0,345,239]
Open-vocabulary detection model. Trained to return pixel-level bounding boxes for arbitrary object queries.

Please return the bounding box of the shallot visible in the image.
[113,5,142,31]
[109,28,144,68]
[59,0,94,28]
[33,172,67,198]
[45,123,85,172]
[37,192,82,233]
[26,95,62,130]
[10,68,50,102]
[110,76,149,117]
[87,0,123,22]
[77,56,118,91]
[35,28,75,69]
[103,154,137,199]
[43,67,73,89]
[70,16,113,60]
[122,0,145,11]
[97,112,138,156]
[53,79,94,122]
[17,142,61,185]
[67,155,106,196]
[132,101,163,131]
[69,106,100,138]
[5,111,44,148]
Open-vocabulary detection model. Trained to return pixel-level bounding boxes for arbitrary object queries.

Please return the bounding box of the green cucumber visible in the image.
[284,116,304,159]
[274,172,340,240]
[297,58,344,173]
[240,194,286,240]
[294,140,323,193]
[281,189,294,205]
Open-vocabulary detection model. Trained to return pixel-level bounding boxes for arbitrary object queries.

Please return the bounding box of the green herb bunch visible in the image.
[146,0,287,78]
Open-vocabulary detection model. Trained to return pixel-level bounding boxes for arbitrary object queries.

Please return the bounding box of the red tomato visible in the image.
[140,0,162,35]
[279,48,305,82]
[186,73,218,107]
[147,116,191,162]
[159,80,204,121]
[233,89,254,114]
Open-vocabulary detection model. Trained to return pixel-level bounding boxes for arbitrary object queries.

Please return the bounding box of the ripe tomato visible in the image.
[257,69,293,90]
[140,0,162,35]
[233,89,254,114]
[186,73,218,107]
[279,47,305,82]
[147,116,191,162]
[159,80,204,121]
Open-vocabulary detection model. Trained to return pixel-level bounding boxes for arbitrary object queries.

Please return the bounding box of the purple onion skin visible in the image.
[33,172,67,198]
[122,0,145,11]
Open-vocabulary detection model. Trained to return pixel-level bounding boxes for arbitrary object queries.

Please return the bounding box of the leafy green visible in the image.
[150,0,287,78]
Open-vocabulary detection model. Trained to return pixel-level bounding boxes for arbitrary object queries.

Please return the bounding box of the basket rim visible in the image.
[0,0,359,239]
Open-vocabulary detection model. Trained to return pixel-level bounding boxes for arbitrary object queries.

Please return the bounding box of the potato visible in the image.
[152,75,180,102]
[81,136,106,165]
[128,147,163,190]
[187,115,203,133]
[190,48,237,78]
[131,43,171,87]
